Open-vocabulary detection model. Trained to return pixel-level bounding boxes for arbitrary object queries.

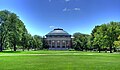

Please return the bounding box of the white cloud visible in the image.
[65,0,70,2]
[49,26,61,29]
[49,26,55,28]
[63,8,67,11]
[63,7,80,12]
[49,0,71,3]
[63,8,71,12]
[74,8,80,11]
[49,0,73,2]
[49,0,51,2]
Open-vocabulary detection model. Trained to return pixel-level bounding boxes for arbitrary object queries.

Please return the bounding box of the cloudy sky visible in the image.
[0,0,120,36]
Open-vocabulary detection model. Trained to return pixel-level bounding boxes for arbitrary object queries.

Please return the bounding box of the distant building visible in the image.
[45,28,72,50]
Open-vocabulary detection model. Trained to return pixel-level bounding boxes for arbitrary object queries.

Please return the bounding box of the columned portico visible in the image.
[45,28,71,50]
[49,40,69,48]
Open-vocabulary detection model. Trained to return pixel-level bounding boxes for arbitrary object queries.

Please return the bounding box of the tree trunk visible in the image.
[0,38,3,51]
[13,45,16,51]
[110,46,112,53]
[85,47,88,51]
[13,43,16,51]
[0,46,2,52]
[113,47,116,52]
[105,48,107,53]
[98,47,101,53]
[27,48,29,51]
[81,46,83,51]
[0,43,3,52]
[23,47,24,51]
[13,37,17,51]
[27,46,30,51]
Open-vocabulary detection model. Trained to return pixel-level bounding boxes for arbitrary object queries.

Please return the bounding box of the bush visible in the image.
[69,49,75,51]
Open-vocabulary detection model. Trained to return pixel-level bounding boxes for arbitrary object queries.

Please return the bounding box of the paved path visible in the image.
[0,53,119,56]
[0,53,90,56]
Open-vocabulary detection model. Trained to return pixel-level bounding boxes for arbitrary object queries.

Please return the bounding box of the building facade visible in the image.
[45,28,72,50]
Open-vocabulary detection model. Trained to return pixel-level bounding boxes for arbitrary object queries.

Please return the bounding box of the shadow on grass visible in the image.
[1,51,22,53]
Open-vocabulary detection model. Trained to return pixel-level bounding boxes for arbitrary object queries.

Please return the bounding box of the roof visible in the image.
[46,28,71,36]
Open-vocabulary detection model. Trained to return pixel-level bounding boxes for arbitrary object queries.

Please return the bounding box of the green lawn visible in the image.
[0,51,120,70]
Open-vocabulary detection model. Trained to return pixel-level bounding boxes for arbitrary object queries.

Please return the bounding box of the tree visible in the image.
[0,10,28,51]
[26,34,33,51]
[7,13,22,51]
[0,18,2,51]
[42,36,49,49]
[21,33,27,51]
[73,32,89,51]
[0,10,10,51]
[114,35,120,51]
[33,35,42,50]
[91,22,120,53]
[86,35,93,51]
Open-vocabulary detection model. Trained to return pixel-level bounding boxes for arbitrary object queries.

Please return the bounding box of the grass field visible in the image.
[0,51,120,70]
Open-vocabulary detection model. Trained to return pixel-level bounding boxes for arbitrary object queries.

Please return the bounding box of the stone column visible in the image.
[51,40,52,48]
[55,40,57,48]
[60,40,62,48]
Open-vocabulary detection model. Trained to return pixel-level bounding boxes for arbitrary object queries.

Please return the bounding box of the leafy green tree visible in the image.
[91,22,120,53]
[0,10,10,51]
[0,18,2,51]
[33,35,42,50]
[21,33,28,51]
[7,13,22,51]
[73,32,89,51]
[114,35,120,51]
[42,36,49,49]
[26,34,33,51]
[86,35,93,51]
[0,10,28,51]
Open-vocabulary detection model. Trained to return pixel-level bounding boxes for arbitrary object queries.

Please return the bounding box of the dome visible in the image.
[46,28,71,36]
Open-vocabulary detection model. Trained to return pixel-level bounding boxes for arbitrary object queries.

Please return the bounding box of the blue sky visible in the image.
[0,0,120,36]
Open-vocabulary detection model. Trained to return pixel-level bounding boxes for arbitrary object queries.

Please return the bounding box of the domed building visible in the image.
[45,28,72,50]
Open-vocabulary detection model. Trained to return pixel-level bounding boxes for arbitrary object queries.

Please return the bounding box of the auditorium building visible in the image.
[45,28,72,50]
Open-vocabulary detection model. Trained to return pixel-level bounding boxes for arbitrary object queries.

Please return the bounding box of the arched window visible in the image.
[52,41,55,48]
[62,41,66,48]
[57,41,60,48]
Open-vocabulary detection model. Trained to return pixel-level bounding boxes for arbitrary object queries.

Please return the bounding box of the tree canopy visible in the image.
[90,22,120,53]
[72,22,120,53]
[0,10,43,51]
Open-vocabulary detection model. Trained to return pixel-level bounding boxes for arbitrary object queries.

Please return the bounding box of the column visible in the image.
[55,40,57,48]
[51,40,52,48]
[60,40,62,48]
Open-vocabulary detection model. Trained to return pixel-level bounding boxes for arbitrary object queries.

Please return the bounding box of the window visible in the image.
[52,41,55,48]
[62,41,66,48]
[57,41,60,48]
